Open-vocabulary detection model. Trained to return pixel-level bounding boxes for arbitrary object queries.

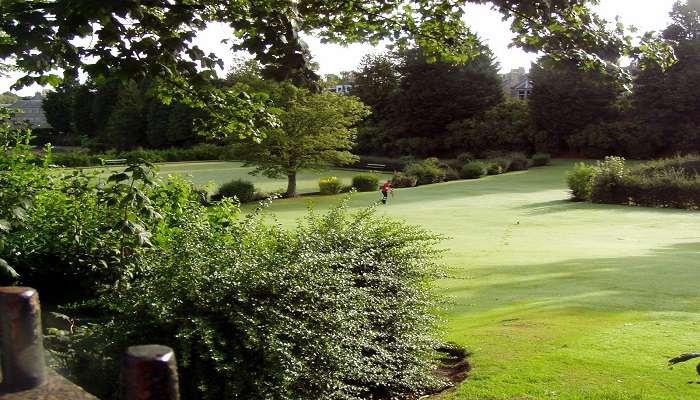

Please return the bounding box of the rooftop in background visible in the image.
[500,68,532,100]
[7,92,51,129]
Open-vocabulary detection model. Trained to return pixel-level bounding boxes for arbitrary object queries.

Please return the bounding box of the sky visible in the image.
[0,0,678,96]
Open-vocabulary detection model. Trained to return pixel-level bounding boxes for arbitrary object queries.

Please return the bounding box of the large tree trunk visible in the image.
[286,172,297,197]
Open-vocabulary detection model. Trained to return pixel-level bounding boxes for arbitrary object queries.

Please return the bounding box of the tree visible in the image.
[1,1,658,142]
[236,84,370,197]
[351,54,401,154]
[101,81,148,150]
[446,99,535,156]
[42,80,77,134]
[632,0,700,155]
[383,45,503,156]
[0,91,18,104]
[352,54,400,116]
[529,56,623,154]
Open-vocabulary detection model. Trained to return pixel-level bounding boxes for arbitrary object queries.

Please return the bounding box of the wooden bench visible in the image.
[105,158,127,165]
[366,163,387,170]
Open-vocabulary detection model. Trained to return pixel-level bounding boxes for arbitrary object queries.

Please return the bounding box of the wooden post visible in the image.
[120,345,179,400]
[0,287,46,392]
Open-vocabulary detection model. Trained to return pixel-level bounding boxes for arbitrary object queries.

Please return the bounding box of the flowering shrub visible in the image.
[319,176,343,194]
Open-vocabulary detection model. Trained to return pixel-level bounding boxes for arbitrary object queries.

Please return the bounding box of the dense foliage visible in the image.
[42,78,201,150]
[351,174,380,192]
[234,83,370,197]
[566,155,700,209]
[529,57,623,154]
[1,1,641,91]
[2,112,448,399]
[446,100,534,157]
[50,201,446,400]
[353,46,503,157]
[214,179,257,203]
[460,161,487,180]
[50,144,236,167]
[531,153,551,167]
[319,176,344,195]
[566,162,597,201]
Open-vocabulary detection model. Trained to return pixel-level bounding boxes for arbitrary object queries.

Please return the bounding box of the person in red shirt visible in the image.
[380,180,393,204]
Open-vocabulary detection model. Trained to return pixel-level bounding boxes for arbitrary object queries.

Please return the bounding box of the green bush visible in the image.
[566,162,597,201]
[586,155,700,208]
[490,157,511,173]
[391,172,418,188]
[507,152,530,171]
[47,145,235,167]
[532,153,551,166]
[633,154,700,177]
[444,166,460,181]
[486,162,503,175]
[121,147,166,163]
[405,160,446,185]
[460,161,486,179]
[215,179,256,202]
[190,143,226,160]
[351,173,379,192]
[51,203,445,400]
[590,156,627,204]
[319,176,343,195]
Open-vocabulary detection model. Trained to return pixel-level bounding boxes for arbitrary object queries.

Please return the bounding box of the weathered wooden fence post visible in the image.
[0,286,180,399]
[120,345,179,400]
[0,287,46,392]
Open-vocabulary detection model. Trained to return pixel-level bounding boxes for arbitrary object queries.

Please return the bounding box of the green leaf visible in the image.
[0,258,19,280]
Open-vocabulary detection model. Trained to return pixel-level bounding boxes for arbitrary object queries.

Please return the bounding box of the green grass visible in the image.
[239,160,700,400]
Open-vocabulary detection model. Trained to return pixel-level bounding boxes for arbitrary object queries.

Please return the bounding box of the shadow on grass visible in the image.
[513,198,700,217]
[443,241,700,315]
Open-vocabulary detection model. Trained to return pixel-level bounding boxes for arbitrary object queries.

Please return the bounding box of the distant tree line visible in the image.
[351,40,504,157]
[37,1,700,160]
[350,0,700,160]
[42,78,202,150]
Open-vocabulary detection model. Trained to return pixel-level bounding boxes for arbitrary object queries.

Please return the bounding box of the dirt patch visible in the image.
[435,343,471,386]
[416,343,472,399]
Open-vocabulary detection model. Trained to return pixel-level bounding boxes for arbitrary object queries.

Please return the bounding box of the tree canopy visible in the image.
[235,83,370,197]
[1,1,668,93]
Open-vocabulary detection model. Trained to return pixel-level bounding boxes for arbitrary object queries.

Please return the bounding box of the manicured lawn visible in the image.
[243,160,700,400]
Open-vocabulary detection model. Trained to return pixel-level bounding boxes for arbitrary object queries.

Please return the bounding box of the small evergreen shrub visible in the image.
[566,162,597,201]
[460,161,486,179]
[507,152,530,171]
[319,176,343,195]
[532,153,551,166]
[391,172,418,188]
[352,173,379,192]
[215,179,256,202]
